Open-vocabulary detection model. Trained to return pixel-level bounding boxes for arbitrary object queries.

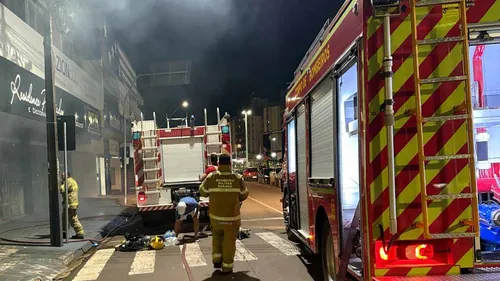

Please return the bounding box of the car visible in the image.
[243,168,259,181]
[258,168,273,184]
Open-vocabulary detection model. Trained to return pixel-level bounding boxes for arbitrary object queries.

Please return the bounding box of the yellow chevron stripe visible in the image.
[454,247,474,271]
[479,0,500,23]
[367,13,413,80]
[369,42,464,204]
[408,267,432,276]
[375,269,390,277]
[373,107,468,239]
[286,0,357,98]
[395,122,468,240]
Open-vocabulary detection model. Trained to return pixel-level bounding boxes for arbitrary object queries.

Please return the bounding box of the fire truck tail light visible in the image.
[406,244,434,260]
[379,247,389,261]
[138,192,146,202]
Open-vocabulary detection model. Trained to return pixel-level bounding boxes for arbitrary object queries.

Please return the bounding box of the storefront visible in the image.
[0,2,103,219]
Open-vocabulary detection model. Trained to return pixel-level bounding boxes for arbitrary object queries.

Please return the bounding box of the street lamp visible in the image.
[271,152,277,158]
[242,110,252,167]
[272,137,277,142]
[256,154,263,160]
[170,100,189,117]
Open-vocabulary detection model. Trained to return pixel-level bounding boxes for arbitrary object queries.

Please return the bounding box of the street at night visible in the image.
[63,182,321,281]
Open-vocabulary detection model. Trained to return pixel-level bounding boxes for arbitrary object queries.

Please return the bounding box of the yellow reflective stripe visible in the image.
[209,214,241,221]
[200,186,210,194]
[212,253,222,258]
[222,263,233,268]
[240,189,249,195]
[209,188,241,193]
[219,172,233,176]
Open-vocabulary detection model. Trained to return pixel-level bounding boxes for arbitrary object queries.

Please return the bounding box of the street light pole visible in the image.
[242,110,251,167]
[44,15,62,247]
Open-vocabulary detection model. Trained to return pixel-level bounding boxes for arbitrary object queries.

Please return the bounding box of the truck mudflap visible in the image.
[138,201,209,212]
[373,269,500,281]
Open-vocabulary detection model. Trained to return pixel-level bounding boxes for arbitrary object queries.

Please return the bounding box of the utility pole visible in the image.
[44,15,62,247]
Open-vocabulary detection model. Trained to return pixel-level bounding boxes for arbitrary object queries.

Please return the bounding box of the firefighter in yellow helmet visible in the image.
[60,172,84,239]
[199,154,249,273]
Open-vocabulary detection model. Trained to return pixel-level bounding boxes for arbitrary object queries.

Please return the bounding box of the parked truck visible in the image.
[132,109,231,224]
[281,0,500,280]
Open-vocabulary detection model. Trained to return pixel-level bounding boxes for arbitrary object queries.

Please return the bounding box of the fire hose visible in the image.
[0,212,136,246]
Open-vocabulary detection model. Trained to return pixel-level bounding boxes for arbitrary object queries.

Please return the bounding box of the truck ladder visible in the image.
[141,112,161,190]
[410,0,479,239]
[204,108,223,155]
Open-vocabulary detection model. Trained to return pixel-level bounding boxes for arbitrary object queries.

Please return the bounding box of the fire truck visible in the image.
[132,108,231,224]
[281,0,500,280]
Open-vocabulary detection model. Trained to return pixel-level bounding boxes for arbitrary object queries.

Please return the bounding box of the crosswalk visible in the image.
[72,232,301,280]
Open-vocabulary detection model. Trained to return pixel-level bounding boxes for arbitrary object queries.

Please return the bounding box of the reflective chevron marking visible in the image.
[256,232,301,256]
[129,251,155,275]
[73,249,114,281]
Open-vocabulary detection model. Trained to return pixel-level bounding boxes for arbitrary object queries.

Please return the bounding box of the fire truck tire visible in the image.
[321,219,336,281]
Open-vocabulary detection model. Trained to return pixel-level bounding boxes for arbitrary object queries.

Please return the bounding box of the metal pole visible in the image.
[383,15,397,235]
[44,16,62,247]
[64,122,69,244]
[245,113,249,168]
[123,95,128,206]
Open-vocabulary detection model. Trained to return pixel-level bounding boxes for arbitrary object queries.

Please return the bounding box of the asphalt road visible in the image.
[62,182,322,281]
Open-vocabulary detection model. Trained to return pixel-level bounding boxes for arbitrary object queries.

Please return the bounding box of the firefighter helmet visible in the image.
[149,236,165,250]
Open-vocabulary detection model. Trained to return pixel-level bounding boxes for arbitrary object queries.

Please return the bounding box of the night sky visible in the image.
[97,0,342,119]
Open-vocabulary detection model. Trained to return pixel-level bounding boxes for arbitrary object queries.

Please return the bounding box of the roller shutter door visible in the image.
[311,79,334,178]
[296,104,309,233]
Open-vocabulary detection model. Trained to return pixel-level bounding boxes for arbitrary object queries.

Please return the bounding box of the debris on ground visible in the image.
[238,227,251,240]
[115,233,150,251]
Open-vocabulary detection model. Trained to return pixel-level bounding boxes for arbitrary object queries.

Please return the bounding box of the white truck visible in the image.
[131,108,231,224]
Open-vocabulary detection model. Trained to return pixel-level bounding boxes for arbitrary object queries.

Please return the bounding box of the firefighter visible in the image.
[199,154,249,273]
[201,153,218,181]
[174,196,200,241]
[60,172,84,239]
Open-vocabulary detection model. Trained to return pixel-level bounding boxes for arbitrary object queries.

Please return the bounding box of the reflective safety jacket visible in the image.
[60,177,79,208]
[199,165,249,221]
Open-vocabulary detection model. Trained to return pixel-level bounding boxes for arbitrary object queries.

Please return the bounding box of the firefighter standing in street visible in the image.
[199,154,249,273]
[60,172,84,239]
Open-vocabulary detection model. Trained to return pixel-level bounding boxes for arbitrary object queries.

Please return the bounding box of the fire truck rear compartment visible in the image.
[374,268,500,280]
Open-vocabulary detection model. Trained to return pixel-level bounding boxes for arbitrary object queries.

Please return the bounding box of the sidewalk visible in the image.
[0,198,132,281]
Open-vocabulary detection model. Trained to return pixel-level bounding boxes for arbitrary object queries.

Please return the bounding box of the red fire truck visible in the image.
[132,108,231,224]
[281,0,500,280]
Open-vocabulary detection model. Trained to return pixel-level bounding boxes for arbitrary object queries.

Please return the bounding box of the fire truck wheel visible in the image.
[321,219,336,281]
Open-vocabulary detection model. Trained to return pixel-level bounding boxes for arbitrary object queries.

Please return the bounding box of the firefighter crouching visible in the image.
[60,172,84,239]
[199,154,249,273]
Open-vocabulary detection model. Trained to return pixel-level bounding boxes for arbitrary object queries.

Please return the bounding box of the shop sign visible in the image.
[0,3,103,110]
[0,56,100,135]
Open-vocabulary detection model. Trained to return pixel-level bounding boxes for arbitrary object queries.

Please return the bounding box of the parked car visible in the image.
[243,168,259,181]
[270,168,282,186]
[258,168,273,184]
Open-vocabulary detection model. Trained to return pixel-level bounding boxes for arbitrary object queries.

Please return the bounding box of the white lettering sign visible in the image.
[10,74,65,118]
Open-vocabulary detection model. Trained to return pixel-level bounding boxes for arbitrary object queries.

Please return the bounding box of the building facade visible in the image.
[263,105,283,159]
[0,0,141,220]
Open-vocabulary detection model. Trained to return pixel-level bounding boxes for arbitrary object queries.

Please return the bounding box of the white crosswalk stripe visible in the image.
[71,232,298,279]
[180,242,207,267]
[256,232,301,256]
[73,249,115,281]
[129,250,156,275]
[235,239,258,261]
